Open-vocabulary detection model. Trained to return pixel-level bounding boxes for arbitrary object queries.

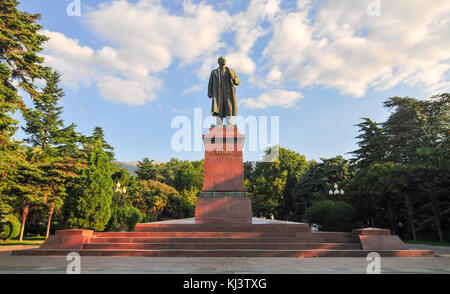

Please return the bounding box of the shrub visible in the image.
[0,214,21,241]
[107,206,142,232]
[306,200,356,232]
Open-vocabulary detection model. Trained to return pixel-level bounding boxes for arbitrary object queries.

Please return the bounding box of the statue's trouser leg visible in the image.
[226,116,234,126]
[216,116,223,126]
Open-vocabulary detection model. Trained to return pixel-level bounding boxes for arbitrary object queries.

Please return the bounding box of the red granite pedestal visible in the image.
[195,125,252,224]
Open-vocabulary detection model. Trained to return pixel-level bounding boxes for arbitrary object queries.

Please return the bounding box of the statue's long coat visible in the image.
[208,66,240,117]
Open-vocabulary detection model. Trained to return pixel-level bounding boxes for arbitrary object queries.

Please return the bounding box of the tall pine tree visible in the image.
[22,70,81,238]
[0,0,48,149]
[1,0,49,239]
[350,118,387,169]
[22,70,77,151]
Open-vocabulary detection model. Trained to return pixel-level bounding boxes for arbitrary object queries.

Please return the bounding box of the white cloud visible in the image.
[263,0,450,97]
[41,0,450,107]
[41,0,237,105]
[87,0,232,69]
[226,0,282,76]
[41,30,96,87]
[41,29,162,105]
[97,75,161,105]
[182,84,202,95]
[240,89,303,109]
[226,52,256,75]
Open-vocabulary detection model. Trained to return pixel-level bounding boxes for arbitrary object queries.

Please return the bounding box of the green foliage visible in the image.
[87,127,115,161]
[293,156,352,221]
[136,158,158,181]
[134,179,178,221]
[347,94,450,240]
[0,0,49,148]
[245,147,308,218]
[67,140,113,231]
[0,214,21,240]
[349,118,386,168]
[306,200,356,232]
[245,161,286,218]
[107,206,142,232]
[179,187,199,217]
[6,147,46,210]
[346,162,402,228]
[136,158,204,193]
[275,147,309,219]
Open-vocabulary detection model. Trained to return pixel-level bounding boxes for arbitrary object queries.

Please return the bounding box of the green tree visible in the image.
[22,71,77,151]
[293,156,352,221]
[136,157,158,181]
[276,147,309,219]
[350,118,386,169]
[88,126,114,161]
[135,180,180,221]
[7,147,46,241]
[173,161,203,192]
[21,71,81,238]
[245,161,287,218]
[0,0,50,238]
[0,0,49,149]
[67,140,113,231]
[347,162,404,231]
[244,147,308,219]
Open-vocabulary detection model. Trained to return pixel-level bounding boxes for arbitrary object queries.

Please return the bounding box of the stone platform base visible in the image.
[195,197,252,224]
[13,219,434,258]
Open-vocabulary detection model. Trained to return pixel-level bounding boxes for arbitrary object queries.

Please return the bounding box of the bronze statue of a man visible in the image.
[208,56,240,126]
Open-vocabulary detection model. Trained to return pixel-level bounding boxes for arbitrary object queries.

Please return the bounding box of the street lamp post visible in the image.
[328,183,344,199]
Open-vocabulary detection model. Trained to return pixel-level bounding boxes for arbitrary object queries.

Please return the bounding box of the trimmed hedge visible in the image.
[107,206,142,232]
[306,200,356,232]
[0,214,21,241]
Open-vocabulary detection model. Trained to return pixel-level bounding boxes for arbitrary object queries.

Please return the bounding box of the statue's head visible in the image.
[218,56,226,66]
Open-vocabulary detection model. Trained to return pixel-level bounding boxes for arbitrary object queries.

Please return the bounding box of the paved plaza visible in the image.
[0,244,448,274]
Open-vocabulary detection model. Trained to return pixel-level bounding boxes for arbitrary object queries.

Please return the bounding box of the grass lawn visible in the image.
[1,236,46,246]
[405,240,450,247]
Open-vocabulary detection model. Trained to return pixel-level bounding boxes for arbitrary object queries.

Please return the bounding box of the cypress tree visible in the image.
[89,126,115,161]
[68,140,113,231]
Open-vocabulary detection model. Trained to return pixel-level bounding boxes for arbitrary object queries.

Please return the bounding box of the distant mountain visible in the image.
[114,161,139,175]
[114,160,165,175]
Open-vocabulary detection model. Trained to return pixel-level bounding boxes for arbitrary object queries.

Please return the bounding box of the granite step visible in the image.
[83,242,362,250]
[88,236,360,244]
[13,248,435,258]
[134,223,312,232]
[91,231,357,239]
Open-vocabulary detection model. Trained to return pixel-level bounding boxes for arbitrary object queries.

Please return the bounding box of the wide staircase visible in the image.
[78,222,366,257]
[13,219,435,257]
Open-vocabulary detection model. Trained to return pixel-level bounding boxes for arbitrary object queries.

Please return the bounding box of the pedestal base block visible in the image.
[195,197,252,224]
[40,229,93,250]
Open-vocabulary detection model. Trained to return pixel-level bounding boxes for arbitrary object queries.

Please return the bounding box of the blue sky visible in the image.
[15,0,450,162]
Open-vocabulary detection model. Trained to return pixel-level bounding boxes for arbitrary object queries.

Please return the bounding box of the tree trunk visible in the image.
[387,199,395,234]
[430,193,443,242]
[19,206,29,242]
[403,194,416,240]
[45,202,55,239]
